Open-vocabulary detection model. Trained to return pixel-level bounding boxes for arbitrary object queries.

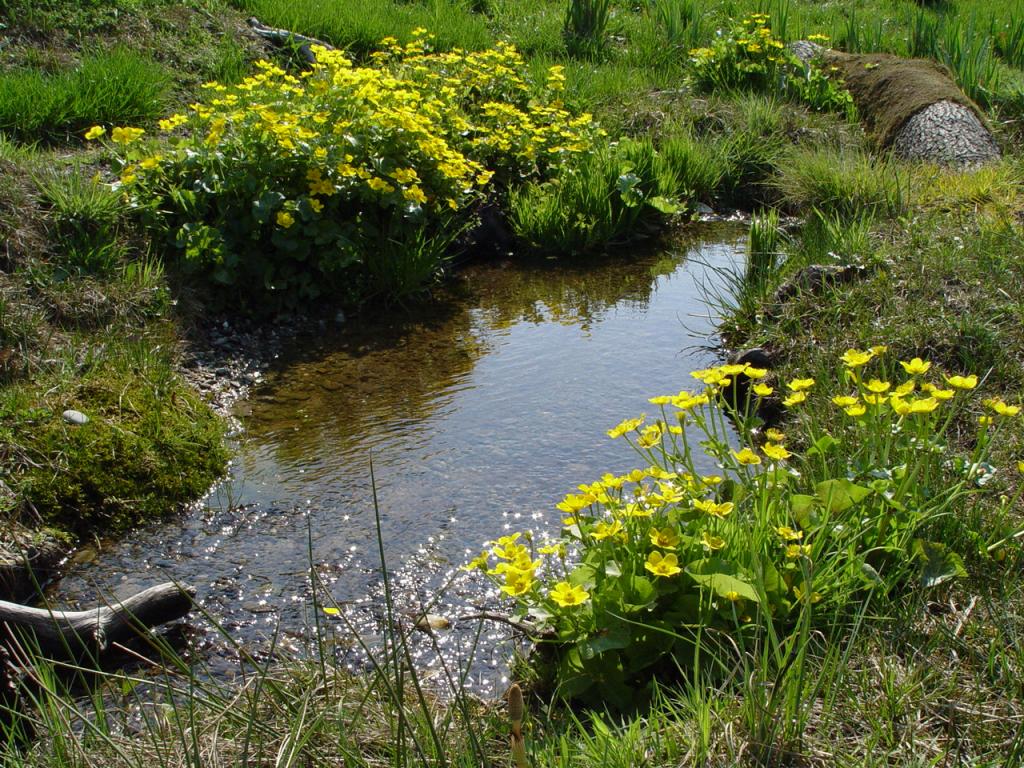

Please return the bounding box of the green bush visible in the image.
[688,14,854,117]
[93,34,600,308]
[467,348,1012,707]
[509,137,683,255]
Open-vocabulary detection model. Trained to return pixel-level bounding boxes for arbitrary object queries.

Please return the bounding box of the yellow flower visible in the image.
[889,397,911,416]
[500,573,534,596]
[841,349,873,368]
[832,395,858,407]
[793,582,822,603]
[723,590,742,602]
[762,442,791,461]
[556,493,594,514]
[786,543,812,559]
[700,532,725,551]
[894,380,915,396]
[984,398,1021,417]
[776,526,802,541]
[944,374,978,390]
[461,551,489,571]
[649,526,680,549]
[864,379,891,394]
[863,393,888,405]
[84,125,106,140]
[644,551,682,578]
[979,415,993,426]
[158,113,188,131]
[870,345,888,356]
[743,366,768,379]
[752,383,774,397]
[110,126,145,145]
[844,403,867,417]
[403,185,428,204]
[701,475,723,486]
[909,397,939,415]
[637,422,663,448]
[309,198,324,213]
[765,428,785,442]
[276,211,295,228]
[367,177,395,193]
[900,357,931,375]
[732,447,762,465]
[549,581,589,607]
[783,391,807,407]
[607,415,644,439]
[592,519,624,541]
[787,378,815,391]
[693,499,735,518]
[621,502,653,518]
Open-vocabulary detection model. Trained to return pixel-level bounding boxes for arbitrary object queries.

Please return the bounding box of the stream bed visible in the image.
[54,223,745,693]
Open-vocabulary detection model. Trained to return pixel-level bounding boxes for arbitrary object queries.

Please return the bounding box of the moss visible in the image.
[3,362,227,537]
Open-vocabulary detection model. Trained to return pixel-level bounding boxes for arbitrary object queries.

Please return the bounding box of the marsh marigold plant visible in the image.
[88,30,600,306]
[467,347,1018,706]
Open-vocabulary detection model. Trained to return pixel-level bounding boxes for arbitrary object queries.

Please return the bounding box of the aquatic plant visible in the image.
[467,347,1017,707]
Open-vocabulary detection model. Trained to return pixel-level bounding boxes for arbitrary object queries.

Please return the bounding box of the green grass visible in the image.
[230,0,494,57]
[0,48,170,142]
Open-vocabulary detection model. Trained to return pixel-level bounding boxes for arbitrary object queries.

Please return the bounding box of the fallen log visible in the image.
[247,17,334,63]
[0,582,195,659]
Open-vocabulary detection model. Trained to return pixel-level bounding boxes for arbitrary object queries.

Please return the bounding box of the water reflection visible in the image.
[53,224,745,688]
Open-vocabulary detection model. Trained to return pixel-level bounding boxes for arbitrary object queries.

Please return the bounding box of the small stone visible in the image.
[415,614,451,631]
[695,202,714,215]
[62,409,89,425]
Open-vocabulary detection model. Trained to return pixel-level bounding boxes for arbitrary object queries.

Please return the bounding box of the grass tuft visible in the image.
[0,48,171,143]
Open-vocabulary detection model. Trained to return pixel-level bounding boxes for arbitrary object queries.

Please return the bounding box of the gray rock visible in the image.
[62,409,89,425]
[787,40,825,65]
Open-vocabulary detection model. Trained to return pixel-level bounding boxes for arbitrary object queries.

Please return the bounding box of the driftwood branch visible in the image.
[247,17,334,63]
[0,582,195,659]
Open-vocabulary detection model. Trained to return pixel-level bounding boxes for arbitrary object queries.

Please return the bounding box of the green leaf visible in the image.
[913,539,967,588]
[815,479,872,513]
[580,625,631,659]
[251,190,285,224]
[623,575,655,610]
[790,494,817,529]
[806,434,839,457]
[685,558,761,603]
[647,195,681,214]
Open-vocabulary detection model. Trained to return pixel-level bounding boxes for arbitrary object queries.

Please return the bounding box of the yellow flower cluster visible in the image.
[789,347,1021,423]
[107,29,599,235]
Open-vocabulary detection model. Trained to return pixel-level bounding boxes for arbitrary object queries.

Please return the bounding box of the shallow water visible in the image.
[54,224,745,690]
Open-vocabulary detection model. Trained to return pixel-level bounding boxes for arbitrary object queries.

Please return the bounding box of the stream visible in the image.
[54,223,745,693]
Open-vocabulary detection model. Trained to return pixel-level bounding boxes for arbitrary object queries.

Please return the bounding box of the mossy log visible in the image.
[0,582,195,659]
[790,42,1000,166]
